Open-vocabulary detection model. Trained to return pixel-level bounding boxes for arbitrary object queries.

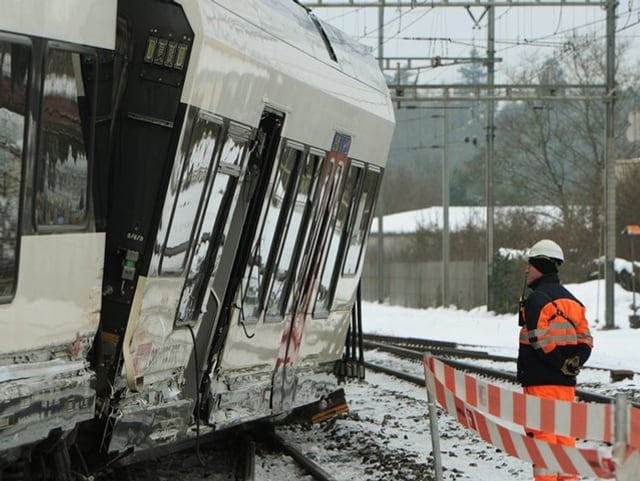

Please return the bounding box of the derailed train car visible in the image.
[0,0,394,475]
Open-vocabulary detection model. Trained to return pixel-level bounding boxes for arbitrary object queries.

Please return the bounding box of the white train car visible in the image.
[0,0,394,475]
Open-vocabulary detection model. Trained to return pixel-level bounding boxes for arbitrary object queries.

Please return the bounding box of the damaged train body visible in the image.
[0,0,394,475]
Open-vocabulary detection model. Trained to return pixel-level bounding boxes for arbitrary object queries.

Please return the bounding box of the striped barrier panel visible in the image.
[630,407,640,451]
[425,354,613,443]
[422,354,620,479]
[424,354,640,453]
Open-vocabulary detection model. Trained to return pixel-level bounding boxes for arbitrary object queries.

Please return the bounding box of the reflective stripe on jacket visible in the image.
[517,273,593,387]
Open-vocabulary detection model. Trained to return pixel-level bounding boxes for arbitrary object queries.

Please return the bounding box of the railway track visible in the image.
[92,420,343,481]
[363,333,625,373]
[363,333,510,361]
[265,428,339,481]
[72,333,640,481]
[94,428,256,481]
[363,333,640,407]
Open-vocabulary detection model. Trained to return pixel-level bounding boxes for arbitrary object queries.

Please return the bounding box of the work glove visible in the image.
[560,355,581,376]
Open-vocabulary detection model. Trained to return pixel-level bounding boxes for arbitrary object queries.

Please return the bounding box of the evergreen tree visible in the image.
[458,47,486,86]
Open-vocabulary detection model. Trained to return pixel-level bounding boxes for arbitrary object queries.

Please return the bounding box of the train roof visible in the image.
[205,0,388,93]
[179,0,395,163]
[0,0,116,49]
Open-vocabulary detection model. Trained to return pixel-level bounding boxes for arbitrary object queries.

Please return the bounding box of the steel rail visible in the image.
[363,333,459,349]
[363,333,623,373]
[363,333,516,363]
[363,339,517,363]
[269,430,339,481]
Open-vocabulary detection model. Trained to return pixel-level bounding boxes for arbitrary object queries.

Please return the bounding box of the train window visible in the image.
[342,167,381,276]
[160,116,222,274]
[0,38,29,302]
[314,162,363,316]
[265,151,322,319]
[243,144,303,322]
[283,155,332,317]
[217,123,247,166]
[35,48,92,228]
[175,126,248,326]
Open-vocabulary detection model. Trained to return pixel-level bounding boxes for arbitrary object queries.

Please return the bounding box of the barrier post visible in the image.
[614,393,628,481]
[423,355,443,481]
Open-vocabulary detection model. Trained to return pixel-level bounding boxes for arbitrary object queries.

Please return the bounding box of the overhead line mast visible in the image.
[303,0,618,327]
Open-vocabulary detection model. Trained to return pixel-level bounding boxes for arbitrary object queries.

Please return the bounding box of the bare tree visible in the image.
[487,34,640,259]
[448,33,640,272]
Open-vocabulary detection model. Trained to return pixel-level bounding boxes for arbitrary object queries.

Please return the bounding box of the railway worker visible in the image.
[517,239,593,481]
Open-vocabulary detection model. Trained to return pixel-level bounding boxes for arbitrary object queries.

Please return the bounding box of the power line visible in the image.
[305,0,622,326]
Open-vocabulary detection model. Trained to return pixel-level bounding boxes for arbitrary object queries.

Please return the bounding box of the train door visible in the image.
[198,135,329,425]
[167,117,253,403]
[182,109,284,404]
[172,121,251,328]
[271,133,351,411]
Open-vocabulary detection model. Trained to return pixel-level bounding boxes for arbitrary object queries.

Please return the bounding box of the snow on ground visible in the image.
[110,278,639,480]
[362,278,640,371]
[328,277,640,481]
[372,206,564,234]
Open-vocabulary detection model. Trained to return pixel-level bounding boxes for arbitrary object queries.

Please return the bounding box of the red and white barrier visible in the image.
[421,354,640,479]
[426,355,614,443]
[629,407,640,451]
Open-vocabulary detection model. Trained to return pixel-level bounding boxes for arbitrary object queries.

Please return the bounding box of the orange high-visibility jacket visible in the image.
[518,273,593,387]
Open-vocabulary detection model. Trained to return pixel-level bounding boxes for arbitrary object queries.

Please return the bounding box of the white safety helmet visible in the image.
[527,239,564,265]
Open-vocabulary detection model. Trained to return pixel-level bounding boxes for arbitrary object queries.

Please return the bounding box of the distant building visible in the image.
[364,205,564,309]
[616,158,640,179]
[371,205,563,235]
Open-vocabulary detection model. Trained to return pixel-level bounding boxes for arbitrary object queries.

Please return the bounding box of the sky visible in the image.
[307,2,640,85]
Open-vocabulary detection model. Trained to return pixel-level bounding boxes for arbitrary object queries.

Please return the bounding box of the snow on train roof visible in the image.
[318,19,389,93]
[182,0,394,163]
[208,0,389,92]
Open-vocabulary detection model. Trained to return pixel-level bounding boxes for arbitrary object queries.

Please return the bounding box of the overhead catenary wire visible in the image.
[309,1,640,96]
[493,5,640,53]
[353,5,436,44]
[327,3,640,61]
